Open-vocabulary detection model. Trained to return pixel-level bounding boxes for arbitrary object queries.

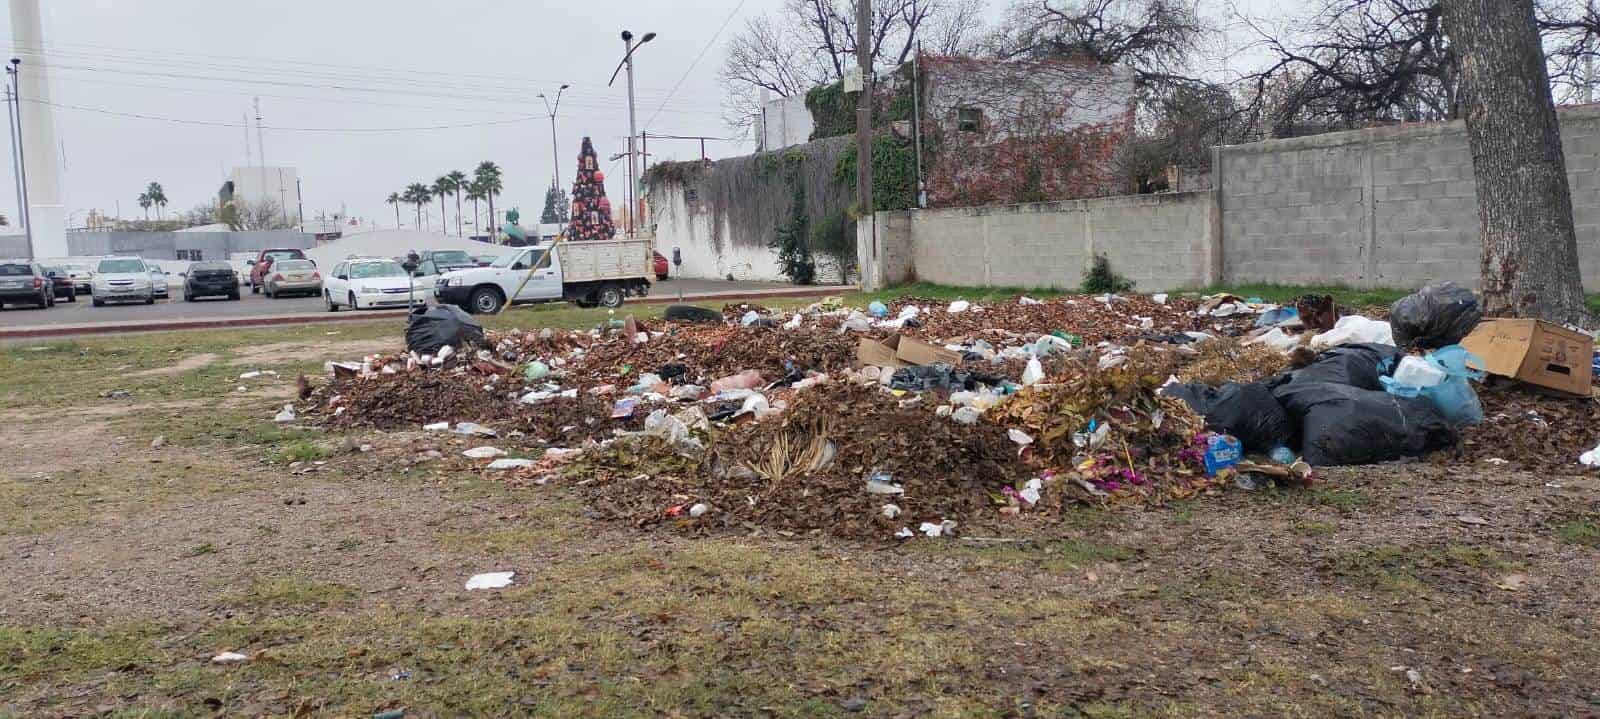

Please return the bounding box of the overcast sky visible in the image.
[0,0,1294,231]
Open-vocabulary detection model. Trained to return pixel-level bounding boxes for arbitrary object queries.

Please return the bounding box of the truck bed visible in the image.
[556,238,653,284]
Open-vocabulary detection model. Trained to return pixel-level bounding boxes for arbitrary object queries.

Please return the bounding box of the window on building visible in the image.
[957,107,984,132]
[176,249,204,261]
[684,187,699,204]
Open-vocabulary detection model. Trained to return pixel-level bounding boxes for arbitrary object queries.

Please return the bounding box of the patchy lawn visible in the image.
[2,306,1599,717]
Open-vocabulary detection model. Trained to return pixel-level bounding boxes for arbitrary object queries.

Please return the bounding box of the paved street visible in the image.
[0,277,810,329]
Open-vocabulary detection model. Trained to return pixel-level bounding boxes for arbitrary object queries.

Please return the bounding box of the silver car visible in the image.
[149,267,170,298]
[263,258,323,298]
[91,256,154,306]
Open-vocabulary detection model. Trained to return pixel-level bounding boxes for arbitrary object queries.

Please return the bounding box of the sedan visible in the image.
[324,258,417,311]
[263,258,322,298]
[43,266,77,302]
[149,268,170,298]
[182,261,241,301]
[653,251,669,281]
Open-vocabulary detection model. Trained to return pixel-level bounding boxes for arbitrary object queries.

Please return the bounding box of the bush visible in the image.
[1081,254,1134,294]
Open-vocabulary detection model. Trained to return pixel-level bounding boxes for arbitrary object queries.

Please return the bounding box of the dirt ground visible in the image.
[3,319,1599,718]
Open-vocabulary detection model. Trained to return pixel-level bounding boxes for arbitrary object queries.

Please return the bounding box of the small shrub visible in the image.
[1081,254,1134,294]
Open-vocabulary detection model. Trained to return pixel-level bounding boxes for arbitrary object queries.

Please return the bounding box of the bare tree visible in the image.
[222,198,295,231]
[719,0,989,127]
[183,203,219,228]
[985,0,1205,81]
[1442,0,1589,323]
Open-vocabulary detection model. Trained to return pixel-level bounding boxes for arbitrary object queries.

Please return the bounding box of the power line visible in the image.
[21,97,545,133]
[644,0,750,130]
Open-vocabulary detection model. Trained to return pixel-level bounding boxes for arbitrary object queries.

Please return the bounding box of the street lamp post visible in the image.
[538,85,570,192]
[6,59,33,259]
[610,30,655,237]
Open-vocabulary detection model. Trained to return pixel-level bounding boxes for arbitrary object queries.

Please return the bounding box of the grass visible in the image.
[224,576,359,610]
[1554,515,1600,547]
[1329,543,1512,593]
[906,537,1136,572]
[272,439,332,465]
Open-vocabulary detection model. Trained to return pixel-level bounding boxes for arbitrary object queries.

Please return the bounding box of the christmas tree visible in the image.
[566,137,617,241]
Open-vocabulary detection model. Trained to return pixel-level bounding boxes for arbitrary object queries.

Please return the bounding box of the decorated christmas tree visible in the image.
[566,137,617,241]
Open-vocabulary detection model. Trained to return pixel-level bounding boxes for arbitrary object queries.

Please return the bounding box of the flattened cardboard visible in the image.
[855,334,965,368]
[894,335,965,367]
[857,334,907,368]
[1461,319,1593,396]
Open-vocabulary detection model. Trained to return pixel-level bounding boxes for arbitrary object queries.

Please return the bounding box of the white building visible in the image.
[224,166,302,224]
[755,92,814,152]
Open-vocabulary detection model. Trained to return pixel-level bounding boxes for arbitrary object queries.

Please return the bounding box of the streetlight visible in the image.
[6,58,33,259]
[538,84,570,191]
[610,30,655,237]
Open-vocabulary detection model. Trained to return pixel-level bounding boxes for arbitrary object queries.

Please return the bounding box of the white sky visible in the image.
[0,0,1296,229]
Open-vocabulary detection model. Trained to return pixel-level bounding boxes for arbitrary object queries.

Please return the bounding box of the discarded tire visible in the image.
[663,305,724,324]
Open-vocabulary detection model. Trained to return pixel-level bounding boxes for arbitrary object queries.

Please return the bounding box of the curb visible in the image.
[0,287,853,340]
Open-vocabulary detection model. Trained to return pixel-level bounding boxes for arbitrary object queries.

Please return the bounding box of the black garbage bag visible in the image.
[1271,343,1402,391]
[663,305,724,324]
[405,304,485,355]
[1390,282,1483,350]
[889,363,1005,392]
[1272,381,1457,466]
[1162,382,1293,454]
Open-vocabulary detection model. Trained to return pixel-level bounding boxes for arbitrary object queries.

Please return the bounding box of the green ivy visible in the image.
[809,210,854,260]
[769,174,816,285]
[834,135,917,213]
[806,82,854,141]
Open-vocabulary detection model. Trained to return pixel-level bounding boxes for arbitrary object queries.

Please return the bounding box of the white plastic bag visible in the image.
[1310,315,1395,351]
[1021,358,1045,386]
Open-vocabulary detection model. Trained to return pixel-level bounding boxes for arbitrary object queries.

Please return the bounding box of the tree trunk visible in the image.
[455,193,463,236]
[1441,0,1591,325]
[394,205,400,229]
[487,196,496,244]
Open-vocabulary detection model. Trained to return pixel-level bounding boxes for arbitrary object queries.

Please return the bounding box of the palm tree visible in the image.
[145,182,168,220]
[386,192,402,228]
[474,161,503,242]
[464,180,486,238]
[432,176,454,236]
[405,182,432,230]
[137,192,152,220]
[445,170,468,236]
[409,182,435,230]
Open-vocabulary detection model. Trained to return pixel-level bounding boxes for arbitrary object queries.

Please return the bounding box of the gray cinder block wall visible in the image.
[1218,105,1600,289]
[863,192,1216,292]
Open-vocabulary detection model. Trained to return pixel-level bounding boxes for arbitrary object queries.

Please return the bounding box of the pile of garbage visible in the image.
[301,284,1598,540]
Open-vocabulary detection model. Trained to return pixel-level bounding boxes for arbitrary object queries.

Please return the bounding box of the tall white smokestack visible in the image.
[10,0,65,258]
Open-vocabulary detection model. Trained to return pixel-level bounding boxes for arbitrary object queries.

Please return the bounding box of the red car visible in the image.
[249,248,308,294]
[653,251,669,281]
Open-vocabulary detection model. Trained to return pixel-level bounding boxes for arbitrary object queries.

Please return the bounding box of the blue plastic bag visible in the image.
[1420,345,1485,426]
[1255,306,1299,328]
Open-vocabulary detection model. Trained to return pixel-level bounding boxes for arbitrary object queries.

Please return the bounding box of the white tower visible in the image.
[9,0,65,258]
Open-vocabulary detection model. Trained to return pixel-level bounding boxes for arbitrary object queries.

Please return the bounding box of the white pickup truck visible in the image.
[433,238,654,313]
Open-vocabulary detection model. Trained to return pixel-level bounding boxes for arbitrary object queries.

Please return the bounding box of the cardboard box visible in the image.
[856,334,964,369]
[1460,319,1594,396]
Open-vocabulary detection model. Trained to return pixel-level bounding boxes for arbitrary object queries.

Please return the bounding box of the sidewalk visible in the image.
[0,285,854,340]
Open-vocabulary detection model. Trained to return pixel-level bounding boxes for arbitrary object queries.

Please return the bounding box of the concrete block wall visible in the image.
[860,192,1215,292]
[1219,105,1600,289]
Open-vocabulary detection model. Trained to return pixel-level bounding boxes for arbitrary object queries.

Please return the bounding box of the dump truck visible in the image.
[433,238,653,314]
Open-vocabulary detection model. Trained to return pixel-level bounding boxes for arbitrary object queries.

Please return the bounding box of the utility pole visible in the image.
[912,42,926,209]
[7,59,32,259]
[5,86,22,232]
[855,0,874,245]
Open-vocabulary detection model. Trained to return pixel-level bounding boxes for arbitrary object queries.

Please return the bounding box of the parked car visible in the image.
[42,266,77,302]
[62,262,94,294]
[653,251,669,280]
[248,248,308,294]
[435,239,653,313]
[472,254,498,267]
[323,257,418,311]
[149,267,170,298]
[417,249,477,272]
[263,258,322,298]
[182,261,241,301]
[92,256,155,306]
[0,260,53,308]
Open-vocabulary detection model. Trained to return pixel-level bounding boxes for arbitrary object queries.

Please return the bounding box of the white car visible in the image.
[323,257,421,311]
[91,256,155,306]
